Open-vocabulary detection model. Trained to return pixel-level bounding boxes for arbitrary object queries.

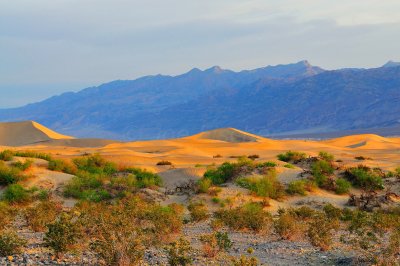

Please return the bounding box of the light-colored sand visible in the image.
[187,128,264,143]
[0,121,72,146]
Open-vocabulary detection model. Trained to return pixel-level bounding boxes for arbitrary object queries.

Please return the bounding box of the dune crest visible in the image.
[322,134,399,149]
[187,128,264,143]
[0,121,73,146]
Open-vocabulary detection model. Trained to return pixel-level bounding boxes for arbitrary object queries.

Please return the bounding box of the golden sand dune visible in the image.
[0,121,73,146]
[187,128,264,143]
[322,134,400,149]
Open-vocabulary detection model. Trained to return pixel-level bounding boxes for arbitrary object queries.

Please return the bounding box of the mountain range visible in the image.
[0,60,399,140]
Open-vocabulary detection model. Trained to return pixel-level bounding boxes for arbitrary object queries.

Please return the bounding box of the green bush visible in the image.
[287,180,308,196]
[3,184,30,203]
[318,151,334,162]
[335,178,351,194]
[0,229,26,256]
[236,171,284,199]
[257,161,277,168]
[11,159,33,171]
[124,168,162,188]
[48,159,77,175]
[283,163,295,169]
[344,165,383,191]
[204,162,236,185]
[311,160,334,188]
[215,202,272,232]
[73,154,117,175]
[0,162,25,185]
[197,178,212,193]
[277,151,306,162]
[13,151,53,161]
[0,150,14,161]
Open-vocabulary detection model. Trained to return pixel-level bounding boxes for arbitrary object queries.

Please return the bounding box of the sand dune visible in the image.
[322,134,400,149]
[0,121,73,146]
[187,128,264,143]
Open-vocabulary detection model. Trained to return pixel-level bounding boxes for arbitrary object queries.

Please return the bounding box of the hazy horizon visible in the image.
[1,0,400,108]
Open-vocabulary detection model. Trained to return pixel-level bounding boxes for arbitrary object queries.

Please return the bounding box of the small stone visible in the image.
[7,256,13,261]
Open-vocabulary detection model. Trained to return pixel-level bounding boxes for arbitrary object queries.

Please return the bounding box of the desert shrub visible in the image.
[215,202,272,232]
[0,162,26,185]
[277,151,306,163]
[286,180,308,195]
[395,167,400,177]
[318,151,334,162]
[355,156,371,161]
[2,184,30,203]
[236,171,284,199]
[63,172,104,200]
[77,197,184,264]
[231,255,259,266]
[124,168,162,188]
[344,165,383,191]
[335,178,351,194]
[73,154,117,175]
[274,211,305,240]
[48,159,77,175]
[11,159,33,171]
[165,238,193,266]
[311,160,335,188]
[207,187,222,196]
[247,154,259,160]
[0,229,26,256]
[25,200,62,232]
[196,178,212,193]
[188,201,209,222]
[213,154,223,158]
[0,150,14,161]
[288,206,317,220]
[0,202,14,230]
[256,161,277,168]
[200,231,232,257]
[283,163,295,169]
[13,151,52,161]
[156,160,173,166]
[204,162,236,185]
[44,213,80,257]
[307,213,338,250]
[323,204,343,220]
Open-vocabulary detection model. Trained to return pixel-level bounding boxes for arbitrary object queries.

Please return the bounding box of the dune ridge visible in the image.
[0,121,73,146]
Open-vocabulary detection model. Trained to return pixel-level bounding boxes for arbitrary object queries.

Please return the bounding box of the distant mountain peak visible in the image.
[382,60,400,68]
[205,65,225,73]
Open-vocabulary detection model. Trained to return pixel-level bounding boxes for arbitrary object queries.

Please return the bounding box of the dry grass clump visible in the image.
[214,202,272,233]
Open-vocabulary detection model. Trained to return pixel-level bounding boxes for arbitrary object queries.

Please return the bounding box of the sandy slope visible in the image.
[0,121,72,146]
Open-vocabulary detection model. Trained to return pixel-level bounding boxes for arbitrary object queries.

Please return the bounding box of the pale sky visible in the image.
[1,0,400,108]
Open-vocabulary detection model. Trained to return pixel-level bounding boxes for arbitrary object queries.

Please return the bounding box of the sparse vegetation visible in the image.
[0,150,14,161]
[344,165,384,191]
[188,201,209,222]
[214,202,272,232]
[277,151,306,163]
[156,160,173,166]
[0,229,26,256]
[165,238,193,266]
[2,184,31,203]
